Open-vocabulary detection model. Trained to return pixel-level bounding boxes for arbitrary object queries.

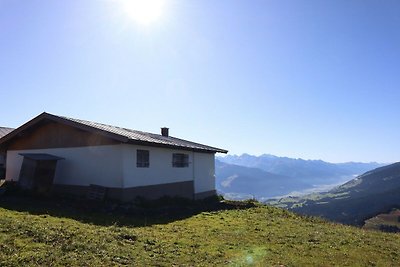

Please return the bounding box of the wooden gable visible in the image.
[7,120,119,150]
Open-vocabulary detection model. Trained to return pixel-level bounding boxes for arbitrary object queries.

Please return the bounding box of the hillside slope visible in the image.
[0,196,400,266]
[271,162,400,225]
[363,209,400,233]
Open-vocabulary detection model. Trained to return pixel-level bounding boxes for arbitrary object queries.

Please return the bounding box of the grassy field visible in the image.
[0,195,400,266]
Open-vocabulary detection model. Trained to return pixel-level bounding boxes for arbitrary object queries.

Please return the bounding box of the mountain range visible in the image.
[216,154,383,199]
[215,160,310,199]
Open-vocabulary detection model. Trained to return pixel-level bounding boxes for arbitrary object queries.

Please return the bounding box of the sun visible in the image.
[119,0,166,25]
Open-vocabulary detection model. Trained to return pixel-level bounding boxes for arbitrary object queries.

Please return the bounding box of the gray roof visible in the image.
[60,115,227,153]
[0,127,14,139]
[0,113,227,154]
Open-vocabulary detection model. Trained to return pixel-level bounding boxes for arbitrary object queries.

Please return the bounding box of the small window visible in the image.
[172,153,189,168]
[137,150,149,168]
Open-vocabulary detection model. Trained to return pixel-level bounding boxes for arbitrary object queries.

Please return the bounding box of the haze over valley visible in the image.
[216,153,383,200]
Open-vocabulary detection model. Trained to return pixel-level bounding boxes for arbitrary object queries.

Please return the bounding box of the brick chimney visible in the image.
[161,127,169,137]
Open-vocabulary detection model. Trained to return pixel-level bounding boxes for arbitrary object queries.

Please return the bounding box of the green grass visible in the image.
[1,196,400,266]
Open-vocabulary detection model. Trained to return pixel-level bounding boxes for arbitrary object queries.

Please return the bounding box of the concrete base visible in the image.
[51,180,196,201]
[120,181,194,201]
[194,190,217,200]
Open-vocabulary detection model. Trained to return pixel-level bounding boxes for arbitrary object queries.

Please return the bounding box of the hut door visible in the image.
[18,153,63,194]
[33,160,58,194]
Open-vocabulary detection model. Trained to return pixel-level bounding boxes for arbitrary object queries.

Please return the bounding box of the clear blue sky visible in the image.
[1,0,399,163]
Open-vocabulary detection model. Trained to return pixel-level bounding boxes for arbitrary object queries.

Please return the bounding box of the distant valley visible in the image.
[215,160,310,200]
[215,154,383,200]
[268,162,400,226]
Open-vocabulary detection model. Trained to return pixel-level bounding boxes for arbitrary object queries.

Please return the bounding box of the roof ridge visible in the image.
[1,112,227,153]
[60,115,163,138]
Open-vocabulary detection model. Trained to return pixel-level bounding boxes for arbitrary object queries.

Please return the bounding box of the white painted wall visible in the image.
[121,144,194,188]
[5,144,217,194]
[6,145,123,187]
[193,152,215,194]
[5,151,23,182]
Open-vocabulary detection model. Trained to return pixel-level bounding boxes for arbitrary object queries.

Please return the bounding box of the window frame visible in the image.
[136,149,150,168]
[172,153,189,168]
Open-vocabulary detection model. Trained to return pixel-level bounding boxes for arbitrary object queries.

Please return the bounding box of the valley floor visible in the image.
[0,196,399,266]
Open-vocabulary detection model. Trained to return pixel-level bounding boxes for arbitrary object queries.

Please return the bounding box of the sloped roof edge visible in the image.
[0,112,129,146]
[0,127,14,139]
[0,112,228,153]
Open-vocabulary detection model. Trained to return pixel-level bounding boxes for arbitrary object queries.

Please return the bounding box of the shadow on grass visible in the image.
[0,192,257,227]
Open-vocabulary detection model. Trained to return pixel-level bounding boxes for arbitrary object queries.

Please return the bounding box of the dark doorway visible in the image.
[18,153,63,194]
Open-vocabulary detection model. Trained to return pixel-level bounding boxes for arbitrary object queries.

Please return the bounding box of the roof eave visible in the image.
[0,113,48,146]
[0,112,228,154]
[45,113,129,143]
[126,139,228,153]
[0,112,129,147]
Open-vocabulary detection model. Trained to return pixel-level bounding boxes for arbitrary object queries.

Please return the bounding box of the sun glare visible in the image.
[119,0,166,25]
